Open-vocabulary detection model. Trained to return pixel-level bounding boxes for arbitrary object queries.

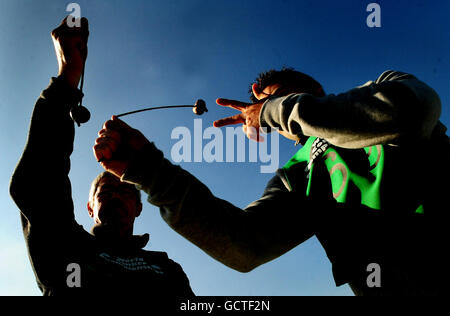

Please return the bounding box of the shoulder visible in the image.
[140,250,186,271]
[140,249,169,261]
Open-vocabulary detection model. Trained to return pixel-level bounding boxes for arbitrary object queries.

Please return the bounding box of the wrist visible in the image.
[259,98,272,130]
[40,77,84,115]
[58,69,82,89]
[121,142,164,186]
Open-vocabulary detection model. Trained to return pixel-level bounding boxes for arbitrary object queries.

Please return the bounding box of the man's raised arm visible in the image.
[93,117,316,272]
[10,16,88,226]
[9,17,88,290]
[259,71,442,148]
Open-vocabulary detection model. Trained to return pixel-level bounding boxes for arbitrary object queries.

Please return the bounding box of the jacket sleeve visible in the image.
[9,77,83,289]
[260,70,442,148]
[122,143,316,273]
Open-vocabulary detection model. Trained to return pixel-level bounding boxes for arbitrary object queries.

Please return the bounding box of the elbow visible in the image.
[397,79,442,141]
[9,174,21,204]
[233,260,261,273]
[228,262,259,274]
[9,169,28,207]
[420,91,442,139]
[221,249,266,273]
[398,103,441,142]
[9,175,29,221]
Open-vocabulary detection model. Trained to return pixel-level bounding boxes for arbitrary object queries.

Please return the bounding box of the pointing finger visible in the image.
[213,114,245,128]
[216,98,249,111]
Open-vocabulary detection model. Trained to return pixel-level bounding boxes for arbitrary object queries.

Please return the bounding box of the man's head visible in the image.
[249,67,325,141]
[249,67,325,103]
[87,171,142,238]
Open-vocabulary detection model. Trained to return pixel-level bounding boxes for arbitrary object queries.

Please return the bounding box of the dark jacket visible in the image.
[120,71,449,296]
[9,77,194,296]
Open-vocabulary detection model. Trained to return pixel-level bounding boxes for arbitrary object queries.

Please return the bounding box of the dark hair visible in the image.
[89,171,141,206]
[249,67,325,103]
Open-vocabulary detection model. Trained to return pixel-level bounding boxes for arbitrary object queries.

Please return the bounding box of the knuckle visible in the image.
[95,137,108,145]
[104,120,113,127]
[93,143,102,151]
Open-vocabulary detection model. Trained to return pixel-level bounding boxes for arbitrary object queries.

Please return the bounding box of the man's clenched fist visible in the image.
[51,16,89,88]
[94,116,151,179]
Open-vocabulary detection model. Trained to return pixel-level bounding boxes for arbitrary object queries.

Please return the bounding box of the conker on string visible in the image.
[70,105,91,126]
[193,99,207,115]
[116,98,208,118]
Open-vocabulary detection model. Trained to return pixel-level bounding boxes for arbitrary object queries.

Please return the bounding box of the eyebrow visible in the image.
[97,185,115,191]
[97,185,135,193]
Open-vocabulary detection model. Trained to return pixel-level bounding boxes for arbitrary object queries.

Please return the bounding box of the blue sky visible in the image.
[0,0,449,296]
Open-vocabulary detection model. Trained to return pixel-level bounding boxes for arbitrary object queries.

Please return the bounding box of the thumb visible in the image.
[105,115,133,131]
[246,126,265,143]
[100,160,128,179]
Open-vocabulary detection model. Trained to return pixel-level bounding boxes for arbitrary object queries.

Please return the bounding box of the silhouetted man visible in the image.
[95,63,448,295]
[10,17,194,297]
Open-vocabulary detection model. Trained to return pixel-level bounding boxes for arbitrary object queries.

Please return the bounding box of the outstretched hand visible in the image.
[213,98,265,142]
[93,116,151,179]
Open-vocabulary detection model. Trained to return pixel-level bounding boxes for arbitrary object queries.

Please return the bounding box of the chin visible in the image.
[278,131,301,142]
[93,221,118,234]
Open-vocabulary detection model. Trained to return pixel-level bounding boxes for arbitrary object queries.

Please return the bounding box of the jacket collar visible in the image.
[90,225,150,251]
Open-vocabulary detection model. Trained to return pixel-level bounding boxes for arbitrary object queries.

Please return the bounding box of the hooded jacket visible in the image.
[120,71,448,295]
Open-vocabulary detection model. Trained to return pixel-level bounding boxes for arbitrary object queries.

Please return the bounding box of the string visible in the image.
[79,63,85,106]
[116,105,194,118]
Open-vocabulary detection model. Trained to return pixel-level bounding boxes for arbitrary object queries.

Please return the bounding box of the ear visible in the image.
[251,83,264,100]
[135,201,143,218]
[87,202,94,218]
[317,86,325,97]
